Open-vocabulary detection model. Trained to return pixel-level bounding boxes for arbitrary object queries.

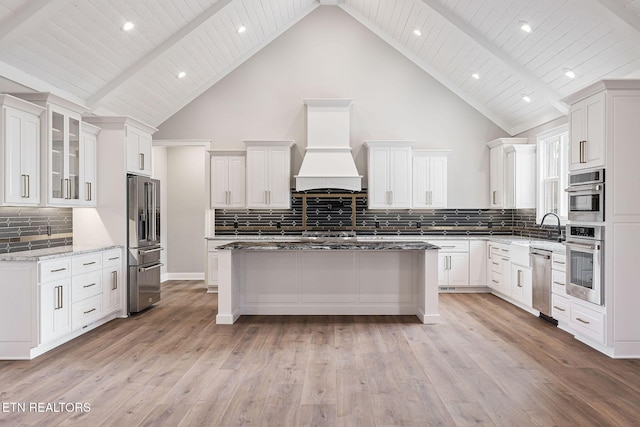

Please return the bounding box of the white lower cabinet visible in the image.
[206,239,234,293]
[487,242,511,296]
[552,294,570,323]
[430,240,469,288]
[40,276,72,345]
[102,249,123,315]
[468,241,486,286]
[1,247,124,359]
[510,264,532,307]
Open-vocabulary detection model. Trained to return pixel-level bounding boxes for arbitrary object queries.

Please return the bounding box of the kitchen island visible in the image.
[215,240,440,324]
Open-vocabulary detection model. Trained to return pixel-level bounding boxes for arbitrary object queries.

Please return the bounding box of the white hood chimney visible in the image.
[295,98,362,192]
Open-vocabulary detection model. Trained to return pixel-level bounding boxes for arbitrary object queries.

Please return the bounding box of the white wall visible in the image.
[155,6,508,208]
[165,146,206,278]
[152,146,168,280]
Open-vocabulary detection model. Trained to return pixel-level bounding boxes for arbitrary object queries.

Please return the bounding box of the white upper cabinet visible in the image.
[504,145,536,209]
[245,140,294,209]
[1,95,44,206]
[210,151,246,208]
[79,122,99,206]
[126,125,153,176]
[487,138,530,208]
[11,93,89,206]
[412,150,449,209]
[365,140,413,209]
[568,91,605,171]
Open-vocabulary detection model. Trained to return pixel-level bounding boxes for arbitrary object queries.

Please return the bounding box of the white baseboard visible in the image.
[162,272,205,282]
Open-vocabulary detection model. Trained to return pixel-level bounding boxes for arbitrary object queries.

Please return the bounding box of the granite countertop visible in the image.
[217,240,439,251]
[208,234,566,252]
[0,245,122,262]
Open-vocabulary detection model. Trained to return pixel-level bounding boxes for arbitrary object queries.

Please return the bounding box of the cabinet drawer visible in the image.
[552,253,566,272]
[39,258,72,283]
[430,240,469,252]
[72,294,102,330]
[490,258,502,274]
[102,248,122,268]
[489,270,502,288]
[570,304,605,344]
[72,271,102,303]
[72,252,102,274]
[552,269,566,295]
[552,294,570,323]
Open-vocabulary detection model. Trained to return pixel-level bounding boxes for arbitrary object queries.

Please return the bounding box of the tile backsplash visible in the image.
[214,191,559,238]
[0,207,73,253]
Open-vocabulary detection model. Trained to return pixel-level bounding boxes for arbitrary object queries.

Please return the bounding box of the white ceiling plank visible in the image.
[152,1,320,127]
[592,0,640,36]
[0,60,87,105]
[0,0,72,52]
[420,0,568,116]
[87,0,236,108]
[339,3,514,135]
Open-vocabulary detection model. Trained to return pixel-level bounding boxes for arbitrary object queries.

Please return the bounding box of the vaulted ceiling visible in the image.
[1,0,639,135]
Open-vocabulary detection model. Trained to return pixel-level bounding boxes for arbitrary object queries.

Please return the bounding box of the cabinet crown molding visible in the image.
[82,115,157,134]
[10,92,89,114]
[486,137,529,148]
[562,79,640,105]
[243,140,295,147]
[0,94,46,115]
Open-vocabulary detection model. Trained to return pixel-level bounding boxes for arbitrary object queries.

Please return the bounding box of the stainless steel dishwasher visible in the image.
[531,248,553,319]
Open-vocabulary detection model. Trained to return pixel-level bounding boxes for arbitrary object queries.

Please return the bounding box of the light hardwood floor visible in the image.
[1,281,639,426]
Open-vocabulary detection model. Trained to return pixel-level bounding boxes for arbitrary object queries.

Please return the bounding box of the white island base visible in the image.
[216,248,439,324]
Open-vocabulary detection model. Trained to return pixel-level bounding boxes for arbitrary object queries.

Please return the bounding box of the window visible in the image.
[537,126,568,224]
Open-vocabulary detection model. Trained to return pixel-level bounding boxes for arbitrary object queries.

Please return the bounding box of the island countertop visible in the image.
[216,240,440,251]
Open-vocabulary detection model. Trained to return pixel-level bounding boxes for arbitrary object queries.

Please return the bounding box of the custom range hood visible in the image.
[295,98,363,191]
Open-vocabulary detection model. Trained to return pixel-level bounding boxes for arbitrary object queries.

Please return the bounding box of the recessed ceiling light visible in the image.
[413,29,422,36]
[237,25,246,34]
[522,94,531,103]
[471,72,480,80]
[520,21,532,33]
[564,69,576,79]
[177,71,186,79]
[122,21,135,32]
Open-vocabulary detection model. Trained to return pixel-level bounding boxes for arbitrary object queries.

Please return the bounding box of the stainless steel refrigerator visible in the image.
[127,174,163,313]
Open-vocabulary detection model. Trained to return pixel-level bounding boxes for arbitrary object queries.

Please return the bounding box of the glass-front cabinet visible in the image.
[12,93,89,206]
[50,109,81,203]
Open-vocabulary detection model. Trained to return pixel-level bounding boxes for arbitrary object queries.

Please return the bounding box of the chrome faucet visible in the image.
[540,212,563,242]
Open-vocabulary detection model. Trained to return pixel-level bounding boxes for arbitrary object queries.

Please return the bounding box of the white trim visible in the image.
[164,273,205,281]
[153,139,212,149]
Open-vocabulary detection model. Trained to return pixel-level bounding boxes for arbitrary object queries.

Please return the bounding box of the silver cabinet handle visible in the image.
[553,306,566,312]
[84,308,96,315]
[112,271,118,290]
[138,263,163,272]
[55,285,63,310]
[139,247,163,254]
[83,283,96,288]
[50,267,67,273]
[440,245,456,249]
[579,140,586,163]
[86,182,92,201]
[21,174,29,198]
[83,261,96,266]
[487,244,492,260]
[429,191,432,205]
[553,281,565,286]
[265,190,269,205]
[108,256,120,261]
[576,317,590,325]
[492,190,497,205]
[517,270,522,287]
[139,153,145,170]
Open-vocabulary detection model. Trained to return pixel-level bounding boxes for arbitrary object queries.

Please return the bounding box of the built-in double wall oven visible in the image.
[565,224,604,305]
[566,168,604,222]
[565,168,605,306]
